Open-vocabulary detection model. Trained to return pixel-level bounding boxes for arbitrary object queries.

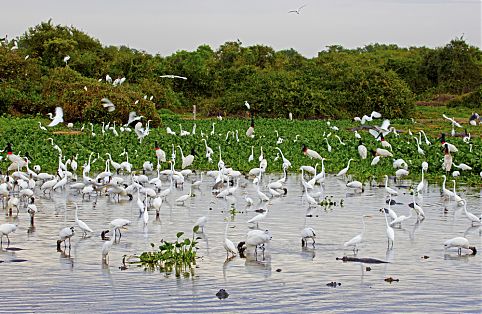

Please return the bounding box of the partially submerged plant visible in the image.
[129,226,199,277]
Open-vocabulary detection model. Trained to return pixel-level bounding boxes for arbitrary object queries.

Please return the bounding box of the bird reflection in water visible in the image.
[58,247,74,270]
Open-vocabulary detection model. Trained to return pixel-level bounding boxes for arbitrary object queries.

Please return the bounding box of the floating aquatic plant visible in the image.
[129,226,199,277]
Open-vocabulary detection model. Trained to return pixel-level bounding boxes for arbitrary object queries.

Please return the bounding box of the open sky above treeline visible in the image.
[3,0,481,57]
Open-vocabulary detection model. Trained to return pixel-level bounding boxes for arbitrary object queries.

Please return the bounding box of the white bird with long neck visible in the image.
[384,175,398,196]
[416,168,425,195]
[344,215,370,253]
[202,139,213,159]
[247,208,269,229]
[383,207,395,249]
[462,199,481,226]
[414,136,425,155]
[336,159,353,177]
[223,221,237,258]
[248,146,254,163]
[275,147,291,169]
[441,175,454,199]
[389,207,413,228]
[75,204,93,237]
[451,180,464,206]
[47,107,64,127]
[255,174,270,202]
[324,138,332,153]
[194,216,207,233]
[419,130,431,145]
[177,146,195,169]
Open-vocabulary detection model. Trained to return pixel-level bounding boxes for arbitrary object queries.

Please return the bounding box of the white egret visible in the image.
[414,136,425,155]
[47,107,64,127]
[247,208,269,228]
[384,175,398,196]
[336,159,353,177]
[442,114,462,128]
[346,181,364,193]
[383,208,395,249]
[462,199,481,226]
[159,74,187,80]
[75,204,93,237]
[389,207,413,228]
[444,237,477,255]
[178,146,195,169]
[109,219,131,238]
[101,98,115,112]
[358,141,367,159]
[0,223,17,245]
[416,168,425,195]
[301,227,316,247]
[344,215,369,253]
[223,221,237,258]
[194,216,208,233]
[57,226,74,249]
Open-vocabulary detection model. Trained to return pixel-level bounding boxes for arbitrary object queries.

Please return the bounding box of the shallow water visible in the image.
[1,174,481,313]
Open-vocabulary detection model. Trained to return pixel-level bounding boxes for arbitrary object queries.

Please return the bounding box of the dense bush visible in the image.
[0,21,480,120]
[448,85,482,109]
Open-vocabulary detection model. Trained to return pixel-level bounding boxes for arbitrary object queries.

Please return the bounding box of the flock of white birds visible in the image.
[0,102,481,265]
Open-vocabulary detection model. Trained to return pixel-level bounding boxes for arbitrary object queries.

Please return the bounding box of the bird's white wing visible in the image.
[380,119,390,131]
[48,107,64,127]
[370,111,382,118]
[442,114,454,123]
[101,98,116,112]
[245,101,250,109]
[127,111,137,125]
[369,129,380,139]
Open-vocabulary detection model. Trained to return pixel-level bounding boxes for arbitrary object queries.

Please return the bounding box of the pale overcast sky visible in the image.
[3,0,481,57]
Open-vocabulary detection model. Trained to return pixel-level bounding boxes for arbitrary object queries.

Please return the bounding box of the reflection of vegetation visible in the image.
[130,227,199,277]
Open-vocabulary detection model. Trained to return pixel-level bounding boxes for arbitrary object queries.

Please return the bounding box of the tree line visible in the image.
[1,20,480,125]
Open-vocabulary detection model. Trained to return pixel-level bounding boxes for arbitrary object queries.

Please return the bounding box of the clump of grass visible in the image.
[129,226,199,277]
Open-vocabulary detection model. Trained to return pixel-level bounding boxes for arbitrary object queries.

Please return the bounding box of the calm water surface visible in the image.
[1,174,481,313]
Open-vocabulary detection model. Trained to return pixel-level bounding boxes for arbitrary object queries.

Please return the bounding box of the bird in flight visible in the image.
[288,4,306,14]
[101,98,116,112]
[160,75,187,80]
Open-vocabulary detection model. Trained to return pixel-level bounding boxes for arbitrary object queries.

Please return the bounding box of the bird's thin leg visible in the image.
[6,235,10,245]
[68,238,71,248]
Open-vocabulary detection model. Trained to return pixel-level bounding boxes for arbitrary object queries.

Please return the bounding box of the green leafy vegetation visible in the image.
[129,227,199,277]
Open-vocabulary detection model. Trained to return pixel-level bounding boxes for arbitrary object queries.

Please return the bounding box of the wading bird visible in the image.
[444,237,477,255]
